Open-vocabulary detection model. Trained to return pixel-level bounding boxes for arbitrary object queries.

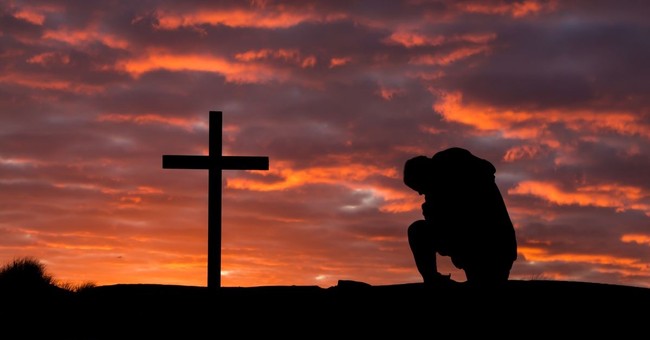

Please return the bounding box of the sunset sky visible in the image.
[1,0,649,289]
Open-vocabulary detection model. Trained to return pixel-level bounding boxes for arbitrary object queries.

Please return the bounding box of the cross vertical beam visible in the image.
[162,111,269,289]
[208,111,222,290]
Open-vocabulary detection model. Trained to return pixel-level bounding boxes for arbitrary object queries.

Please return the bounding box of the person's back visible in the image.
[404,147,517,287]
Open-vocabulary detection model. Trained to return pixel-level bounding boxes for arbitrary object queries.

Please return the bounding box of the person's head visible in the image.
[403,155,432,195]
[405,147,497,194]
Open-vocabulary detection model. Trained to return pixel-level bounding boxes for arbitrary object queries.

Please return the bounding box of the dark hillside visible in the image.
[2,279,648,338]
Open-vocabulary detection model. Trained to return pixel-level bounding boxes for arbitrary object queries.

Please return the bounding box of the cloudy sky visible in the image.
[1,0,649,289]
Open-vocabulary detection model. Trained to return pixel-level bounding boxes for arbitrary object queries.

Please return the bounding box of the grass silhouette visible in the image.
[0,256,55,290]
[0,256,95,293]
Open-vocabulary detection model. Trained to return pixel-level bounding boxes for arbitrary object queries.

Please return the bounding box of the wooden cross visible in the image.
[162,111,269,289]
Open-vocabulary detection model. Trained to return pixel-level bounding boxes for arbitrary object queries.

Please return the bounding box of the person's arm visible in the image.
[422,194,435,220]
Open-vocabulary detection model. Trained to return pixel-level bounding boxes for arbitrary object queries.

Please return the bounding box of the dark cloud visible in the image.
[441,6,650,110]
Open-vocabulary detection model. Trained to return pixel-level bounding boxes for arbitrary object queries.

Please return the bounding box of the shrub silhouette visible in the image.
[0,256,96,294]
[0,256,56,291]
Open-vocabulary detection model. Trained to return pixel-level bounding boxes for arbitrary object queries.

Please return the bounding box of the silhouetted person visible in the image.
[404,147,517,287]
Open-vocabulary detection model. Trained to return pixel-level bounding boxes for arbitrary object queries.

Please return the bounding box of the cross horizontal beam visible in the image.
[163,155,269,170]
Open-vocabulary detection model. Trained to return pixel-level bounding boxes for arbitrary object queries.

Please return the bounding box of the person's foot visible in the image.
[423,272,453,286]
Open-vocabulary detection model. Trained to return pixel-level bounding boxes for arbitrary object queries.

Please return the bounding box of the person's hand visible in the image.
[422,201,434,219]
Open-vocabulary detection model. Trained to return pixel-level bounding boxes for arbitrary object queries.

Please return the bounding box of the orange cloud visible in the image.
[508,205,559,225]
[519,246,645,270]
[379,195,423,214]
[4,227,117,255]
[377,87,405,101]
[120,53,284,83]
[52,182,120,195]
[0,73,104,94]
[26,52,71,66]
[458,33,498,44]
[14,8,46,25]
[621,234,650,246]
[225,160,419,213]
[411,46,490,66]
[43,28,129,49]
[116,186,166,209]
[300,56,317,68]
[509,180,650,215]
[329,57,352,68]
[152,8,346,30]
[433,91,537,138]
[503,144,545,162]
[418,125,445,136]
[97,113,207,131]
[131,186,164,195]
[385,32,446,48]
[226,160,398,191]
[457,0,557,18]
[235,48,317,68]
[385,32,496,48]
[433,91,650,140]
